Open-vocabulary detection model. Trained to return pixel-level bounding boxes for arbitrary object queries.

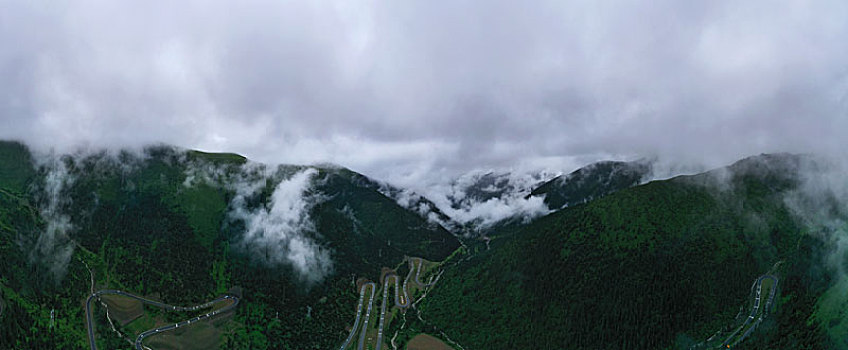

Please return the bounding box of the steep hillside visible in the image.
[0,141,35,194]
[0,141,460,349]
[528,159,652,211]
[381,170,556,235]
[381,161,650,238]
[343,169,459,233]
[419,154,840,349]
[471,159,654,239]
[446,171,550,208]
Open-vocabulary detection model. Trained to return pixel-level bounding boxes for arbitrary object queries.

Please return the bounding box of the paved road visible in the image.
[373,261,426,350]
[375,274,403,350]
[375,277,391,350]
[357,282,378,350]
[338,282,375,350]
[412,258,436,287]
[340,257,439,350]
[85,290,239,350]
[390,260,417,309]
[721,274,778,348]
[394,266,412,308]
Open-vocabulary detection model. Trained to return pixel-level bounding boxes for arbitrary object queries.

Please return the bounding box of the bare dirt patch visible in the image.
[143,320,222,350]
[101,294,144,325]
[407,333,454,350]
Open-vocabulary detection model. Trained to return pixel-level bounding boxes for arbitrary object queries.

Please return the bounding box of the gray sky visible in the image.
[2,0,848,187]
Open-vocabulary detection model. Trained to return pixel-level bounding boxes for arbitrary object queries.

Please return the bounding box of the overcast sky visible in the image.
[2,0,848,186]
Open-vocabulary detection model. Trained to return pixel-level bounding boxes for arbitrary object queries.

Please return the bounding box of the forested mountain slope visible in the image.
[528,159,652,211]
[474,159,655,240]
[421,154,843,349]
[0,141,459,349]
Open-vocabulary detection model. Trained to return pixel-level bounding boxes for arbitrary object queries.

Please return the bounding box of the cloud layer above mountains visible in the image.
[2,1,848,185]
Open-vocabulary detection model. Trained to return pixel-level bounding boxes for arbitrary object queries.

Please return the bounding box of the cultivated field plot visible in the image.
[406,333,454,350]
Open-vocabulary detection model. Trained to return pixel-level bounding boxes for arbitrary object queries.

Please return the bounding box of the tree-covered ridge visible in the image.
[0,141,35,195]
[528,159,652,211]
[421,153,838,349]
[0,141,460,349]
[3,140,844,349]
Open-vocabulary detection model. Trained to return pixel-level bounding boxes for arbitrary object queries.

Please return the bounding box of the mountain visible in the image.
[446,171,551,208]
[378,169,558,236]
[345,170,459,232]
[0,141,460,349]
[417,153,844,349]
[381,161,653,238]
[458,160,654,239]
[5,142,845,349]
[527,159,653,211]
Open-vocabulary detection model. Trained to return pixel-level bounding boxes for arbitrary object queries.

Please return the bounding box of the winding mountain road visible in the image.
[357,282,377,350]
[412,258,436,287]
[85,290,239,350]
[340,257,438,350]
[375,274,403,350]
[338,282,375,350]
[721,274,778,348]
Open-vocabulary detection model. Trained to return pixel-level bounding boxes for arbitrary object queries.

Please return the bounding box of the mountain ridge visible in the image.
[0,140,461,349]
[418,152,842,349]
[3,140,843,349]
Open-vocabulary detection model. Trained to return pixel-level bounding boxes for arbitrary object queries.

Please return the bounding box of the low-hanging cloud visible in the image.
[386,169,560,233]
[781,155,848,345]
[2,0,847,187]
[23,144,336,284]
[223,165,333,284]
[28,153,76,281]
[24,146,155,281]
[783,155,848,276]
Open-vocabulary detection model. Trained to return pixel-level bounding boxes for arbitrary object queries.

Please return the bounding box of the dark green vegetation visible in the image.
[3,140,846,350]
[352,170,459,233]
[469,159,653,237]
[528,159,652,211]
[0,141,459,349]
[421,154,844,349]
[0,141,35,194]
[315,168,459,269]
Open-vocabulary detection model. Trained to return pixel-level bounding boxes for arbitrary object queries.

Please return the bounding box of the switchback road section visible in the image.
[85,290,239,350]
[720,274,778,349]
[340,257,439,350]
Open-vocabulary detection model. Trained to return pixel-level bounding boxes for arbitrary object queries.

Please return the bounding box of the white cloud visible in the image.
[227,166,333,284]
[784,157,848,275]
[1,0,848,192]
[385,168,562,233]
[780,155,848,342]
[29,153,76,281]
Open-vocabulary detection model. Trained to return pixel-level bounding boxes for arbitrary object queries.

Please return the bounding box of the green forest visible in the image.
[0,141,459,349]
[420,154,844,349]
[2,140,847,350]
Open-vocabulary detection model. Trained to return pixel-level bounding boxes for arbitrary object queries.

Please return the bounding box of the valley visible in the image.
[1,2,846,349]
[339,257,441,350]
[0,141,462,349]
[417,154,842,349]
[0,142,845,349]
